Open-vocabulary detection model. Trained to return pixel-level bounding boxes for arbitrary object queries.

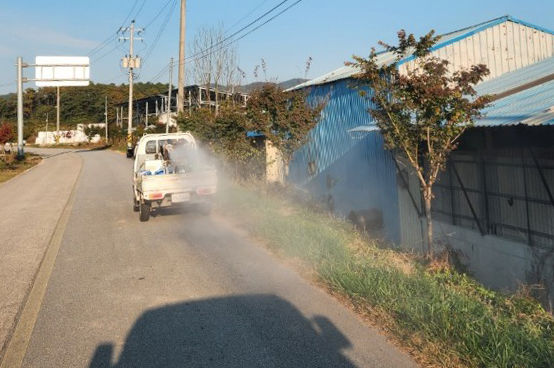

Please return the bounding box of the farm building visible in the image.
[288,15,554,309]
[114,85,248,128]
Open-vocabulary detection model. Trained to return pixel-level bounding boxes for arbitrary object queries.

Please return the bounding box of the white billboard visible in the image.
[35,56,90,87]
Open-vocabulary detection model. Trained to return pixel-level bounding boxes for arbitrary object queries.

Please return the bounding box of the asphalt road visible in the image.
[9,150,416,367]
[0,148,81,358]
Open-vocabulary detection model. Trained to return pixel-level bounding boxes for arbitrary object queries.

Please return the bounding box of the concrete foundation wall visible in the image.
[435,220,554,311]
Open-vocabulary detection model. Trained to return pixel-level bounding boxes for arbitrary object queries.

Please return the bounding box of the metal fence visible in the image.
[433,148,554,249]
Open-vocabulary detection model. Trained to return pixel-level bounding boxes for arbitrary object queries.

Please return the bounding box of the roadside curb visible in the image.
[0,154,83,368]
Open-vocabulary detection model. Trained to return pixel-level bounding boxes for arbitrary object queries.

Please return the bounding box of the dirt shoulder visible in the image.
[0,154,42,184]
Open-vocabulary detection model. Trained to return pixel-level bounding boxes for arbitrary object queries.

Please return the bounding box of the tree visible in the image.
[178,103,263,179]
[0,123,14,144]
[348,30,490,257]
[191,24,239,112]
[247,83,324,167]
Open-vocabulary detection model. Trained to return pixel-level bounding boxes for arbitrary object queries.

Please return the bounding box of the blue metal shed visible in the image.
[288,80,401,243]
[288,16,554,247]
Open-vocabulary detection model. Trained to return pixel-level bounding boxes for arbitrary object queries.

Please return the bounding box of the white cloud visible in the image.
[6,24,97,49]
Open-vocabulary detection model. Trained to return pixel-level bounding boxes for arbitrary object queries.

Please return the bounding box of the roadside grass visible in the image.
[216,182,554,368]
[108,139,127,154]
[0,153,41,183]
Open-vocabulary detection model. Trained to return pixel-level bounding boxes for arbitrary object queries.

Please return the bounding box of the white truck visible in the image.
[132,132,217,222]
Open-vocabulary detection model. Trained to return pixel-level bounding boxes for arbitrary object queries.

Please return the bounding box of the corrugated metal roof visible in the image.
[476,80,554,127]
[290,15,554,90]
[472,56,554,127]
[474,57,554,96]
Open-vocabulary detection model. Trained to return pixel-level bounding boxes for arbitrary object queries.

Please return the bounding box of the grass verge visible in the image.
[215,182,554,368]
[0,154,41,184]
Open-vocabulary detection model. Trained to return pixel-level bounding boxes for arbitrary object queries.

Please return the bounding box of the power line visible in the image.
[141,0,177,66]
[131,0,147,20]
[120,0,140,29]
[144,0,175,29]
[226,0,272,33]
[129,0,176,79]
[88,0,141,57]
[106,0,304,90]
[149,62,171,83]
[185,0,304,64]
[91,44,120,63]
[184,0,291,63]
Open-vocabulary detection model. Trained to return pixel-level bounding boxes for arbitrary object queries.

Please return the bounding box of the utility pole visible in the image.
[145,101,149,128]
[127,21,135,137]
[104,96,108,142]
[45,113,49,143]
[16,57,24,159]
[177,0,186,114]
[56,86,60,131]
[166,58,174,133]
[119,20,143,145]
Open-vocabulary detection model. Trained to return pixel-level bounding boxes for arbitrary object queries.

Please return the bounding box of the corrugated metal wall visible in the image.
[431,149,554,248]
[289,79,375,184]
[289,80,401,244]
[396,158,426,250]
[400,20,554,80]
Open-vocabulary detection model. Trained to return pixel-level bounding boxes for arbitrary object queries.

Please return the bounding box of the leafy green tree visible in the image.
[84,125,103,142]
[348,30,490,257]
[0,123,14,144]
[246,83,324,166]
[178,104,263,179]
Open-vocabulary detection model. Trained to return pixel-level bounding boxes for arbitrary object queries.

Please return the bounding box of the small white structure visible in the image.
[265,140,286,184]
[36,124,101,145]
[158,112,178,127]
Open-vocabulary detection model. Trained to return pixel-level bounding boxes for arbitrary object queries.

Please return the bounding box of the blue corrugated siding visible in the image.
[289,80,401,244]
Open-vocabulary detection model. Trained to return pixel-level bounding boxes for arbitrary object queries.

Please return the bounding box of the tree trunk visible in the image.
[423,185,434,258]
[215,84,219,116]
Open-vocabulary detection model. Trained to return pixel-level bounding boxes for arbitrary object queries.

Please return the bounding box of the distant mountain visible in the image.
[279,78,309,90]
[239,78,309,93]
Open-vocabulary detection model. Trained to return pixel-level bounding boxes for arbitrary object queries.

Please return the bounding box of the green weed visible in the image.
[216,182,554,368]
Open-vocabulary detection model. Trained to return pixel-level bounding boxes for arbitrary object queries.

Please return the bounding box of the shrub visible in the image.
[0,123,14,144]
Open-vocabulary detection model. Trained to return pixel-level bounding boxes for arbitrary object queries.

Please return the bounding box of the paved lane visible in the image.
[20,150,416,368]
[0,149,81,358]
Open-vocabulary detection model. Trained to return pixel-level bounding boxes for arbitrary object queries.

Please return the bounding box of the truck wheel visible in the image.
[133,198,139,212]
[139,202,151,222]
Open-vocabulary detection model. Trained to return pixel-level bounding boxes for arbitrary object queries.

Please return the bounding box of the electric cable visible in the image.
[185,0,303,64]
[141,0,178,66]
[183,0,291,63]
[88,0,140,57]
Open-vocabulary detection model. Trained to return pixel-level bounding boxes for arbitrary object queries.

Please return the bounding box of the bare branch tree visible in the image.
[191,24,239,113]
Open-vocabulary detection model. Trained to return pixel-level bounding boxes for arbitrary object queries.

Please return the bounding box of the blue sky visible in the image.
[0,0,552,94]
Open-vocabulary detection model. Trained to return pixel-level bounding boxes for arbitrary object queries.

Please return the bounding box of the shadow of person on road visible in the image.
[89,294,355,368]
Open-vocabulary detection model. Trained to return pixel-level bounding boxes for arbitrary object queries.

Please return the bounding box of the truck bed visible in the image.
[137,168,217,203]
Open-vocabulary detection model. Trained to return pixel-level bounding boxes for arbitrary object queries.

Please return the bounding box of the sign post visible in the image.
[15,56,89,157]
[16,57,24,159]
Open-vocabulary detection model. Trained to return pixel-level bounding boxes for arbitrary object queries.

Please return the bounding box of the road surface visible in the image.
[3,149,416,368]
[0,148,81,359]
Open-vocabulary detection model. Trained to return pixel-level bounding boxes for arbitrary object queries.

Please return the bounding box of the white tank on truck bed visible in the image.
[132,132,217,222]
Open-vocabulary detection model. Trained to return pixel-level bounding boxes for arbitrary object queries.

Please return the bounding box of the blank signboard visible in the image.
[35,56,90,87]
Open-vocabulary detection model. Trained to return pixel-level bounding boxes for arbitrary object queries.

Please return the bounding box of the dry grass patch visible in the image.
[0,153,41,183]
